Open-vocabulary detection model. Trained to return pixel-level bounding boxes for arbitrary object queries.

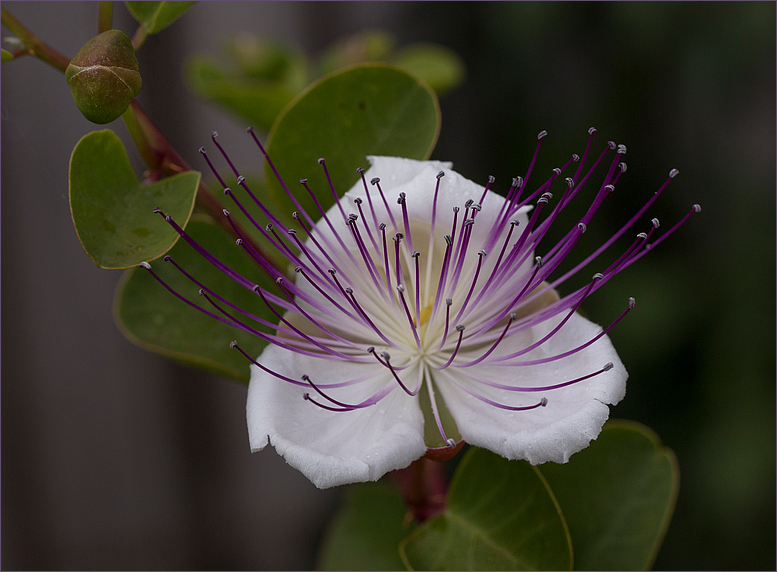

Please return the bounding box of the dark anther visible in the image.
[300,178,308,184]
[538,130,548,139]
[540,397,548,406]
[436,171,445,179]
[603,362,614,371]
[318,158,325,165]
[356,167,365,174]
[370,177,380,185]
[164,255,171,262]
[229,340,238,349]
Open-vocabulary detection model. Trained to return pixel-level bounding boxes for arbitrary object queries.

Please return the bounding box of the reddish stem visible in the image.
[393,457,449,522]
[124,101,282,272]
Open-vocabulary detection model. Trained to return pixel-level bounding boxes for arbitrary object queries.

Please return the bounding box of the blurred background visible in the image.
[2,2,774,569]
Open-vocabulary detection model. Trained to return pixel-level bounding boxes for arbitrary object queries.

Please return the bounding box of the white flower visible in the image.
[145,129,699,489]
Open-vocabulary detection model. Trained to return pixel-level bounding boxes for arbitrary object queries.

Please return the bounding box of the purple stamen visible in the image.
[371,177,398,230]
[436,298,453,352]
[437,325,465,369]
[369,348,421,396]
[357,168,380,230]
[393,233,404,287]
[396,284,422,350]
[453,249,486,325]
[398,192,414,252]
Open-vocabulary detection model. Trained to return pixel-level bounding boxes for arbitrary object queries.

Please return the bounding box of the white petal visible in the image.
[435,312,627,465]
[352,156,453,195]
[247,344,426,488]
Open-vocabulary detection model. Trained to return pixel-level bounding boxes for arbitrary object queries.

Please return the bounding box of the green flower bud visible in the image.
[66,30,142,124]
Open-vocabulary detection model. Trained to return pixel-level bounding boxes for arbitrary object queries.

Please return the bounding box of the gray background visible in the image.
[2,2,775,569]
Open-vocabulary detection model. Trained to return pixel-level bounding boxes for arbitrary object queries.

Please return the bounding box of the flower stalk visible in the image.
[393,457,448,523]
[1,8,70,71]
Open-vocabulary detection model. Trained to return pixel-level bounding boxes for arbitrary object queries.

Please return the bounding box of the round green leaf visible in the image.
[537,420,679,571]
[400,448,572,571]
[318,482,415,571]
[264,64,440,221]
[114,217,274,381]
[124,1,195,34]
[69,130,199,269]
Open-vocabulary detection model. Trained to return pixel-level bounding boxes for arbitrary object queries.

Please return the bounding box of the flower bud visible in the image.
[65,30,142,124]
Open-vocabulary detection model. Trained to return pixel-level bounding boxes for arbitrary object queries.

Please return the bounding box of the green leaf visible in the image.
[186,57,298,133]
[1,48,14,63]
[114,217,274,381]
[393,44,466,96]
[537,420,679,571]
[400,448,572,571]
[264,64,440,220]
[124,1,195,34]
[318,482,415,571]
[69,130,199,269]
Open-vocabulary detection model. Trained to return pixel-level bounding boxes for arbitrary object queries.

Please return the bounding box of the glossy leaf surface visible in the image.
[125,1,195,34]
[538,420,679,570]
[69,130,199,269]
[264,64,440,219]
[400,448,572,571]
